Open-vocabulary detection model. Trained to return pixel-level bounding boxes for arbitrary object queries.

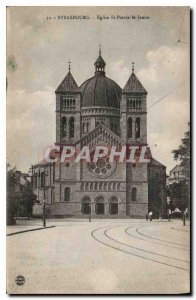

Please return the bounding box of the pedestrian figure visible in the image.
[146,213,148,221]
[168,209,171,222]
[89,204,91,222]
[183,211,186,226]
[149,211,153,221]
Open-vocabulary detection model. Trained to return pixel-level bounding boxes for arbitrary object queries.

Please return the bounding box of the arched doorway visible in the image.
[110,196,118,215]
[95,196,105,215]
[81,196,91,214]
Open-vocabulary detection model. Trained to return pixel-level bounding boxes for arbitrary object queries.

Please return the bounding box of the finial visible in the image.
[99,44,101,56]
[132,62,134,73]
[68,60,71,73]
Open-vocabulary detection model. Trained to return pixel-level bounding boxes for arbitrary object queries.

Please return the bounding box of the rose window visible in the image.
[88,158,116,178]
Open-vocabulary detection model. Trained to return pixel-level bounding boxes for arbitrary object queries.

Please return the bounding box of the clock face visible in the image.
[87,157,117,178]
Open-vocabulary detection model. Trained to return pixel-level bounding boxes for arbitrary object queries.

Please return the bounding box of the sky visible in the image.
[6,6,190,173]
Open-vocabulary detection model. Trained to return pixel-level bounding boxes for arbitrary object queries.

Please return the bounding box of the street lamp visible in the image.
[89,202,91,222]
[43,198,46,227]
[42,170,48,228]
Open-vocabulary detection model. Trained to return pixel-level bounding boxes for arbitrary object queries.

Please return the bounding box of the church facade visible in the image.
[31,49,167,218]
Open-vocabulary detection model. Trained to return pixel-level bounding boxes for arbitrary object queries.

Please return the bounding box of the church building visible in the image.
[31,49,167,218]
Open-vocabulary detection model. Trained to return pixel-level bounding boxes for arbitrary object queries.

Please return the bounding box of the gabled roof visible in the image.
[55,72,79,93]
[76,124,123,146]
[170,164,183,173]
[149,157,166,168]
[34,159,50,167]
[123,72,147,94]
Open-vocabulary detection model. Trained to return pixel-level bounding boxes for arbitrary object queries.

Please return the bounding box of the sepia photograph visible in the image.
[6,6,190,294]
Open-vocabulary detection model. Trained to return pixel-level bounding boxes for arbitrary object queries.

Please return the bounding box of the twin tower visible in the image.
[55,49,147,148]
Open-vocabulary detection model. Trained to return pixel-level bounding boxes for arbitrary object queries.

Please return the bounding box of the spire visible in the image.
[99,44,101,56]
[132,61,134,73]
[68,60,71,73]
[94,45,106,76]
[55,61,78,93]
[122,62,147,94]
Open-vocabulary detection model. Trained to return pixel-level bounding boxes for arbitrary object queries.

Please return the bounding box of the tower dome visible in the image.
[80,49,122,108]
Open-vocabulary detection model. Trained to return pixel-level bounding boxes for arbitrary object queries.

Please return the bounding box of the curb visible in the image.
[6,225,56,236]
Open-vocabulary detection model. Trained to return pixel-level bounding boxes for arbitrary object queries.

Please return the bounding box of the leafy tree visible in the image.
[172,123,190,182]
[7,164,36,225]
[171,123,190,213]
[168,181,189,212]
[7,164,17,225]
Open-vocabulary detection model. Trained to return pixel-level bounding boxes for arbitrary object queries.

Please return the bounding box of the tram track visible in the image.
[125,226,189,252]
[91,224,190,272]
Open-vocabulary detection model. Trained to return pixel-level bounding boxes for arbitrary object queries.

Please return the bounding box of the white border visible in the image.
[0,1,194,299]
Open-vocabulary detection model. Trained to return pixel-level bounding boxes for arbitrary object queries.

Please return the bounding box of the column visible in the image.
[105,201,110,216]
[91,201,95,217]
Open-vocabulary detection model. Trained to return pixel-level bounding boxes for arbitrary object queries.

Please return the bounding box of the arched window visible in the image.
[133,100,136,108]
[135,117,140,139]
[110,122,113,131]
[114,123,117,134]
[34,173,37,188]
[128,117,132,138]
[103,183,107,191]
[64,187,70,201]
[132,187,137,202]
[40,172,45,187]
[82,123,85,133]
[69,117,75,138]
[86,122,90,133]
[61,117,67,137]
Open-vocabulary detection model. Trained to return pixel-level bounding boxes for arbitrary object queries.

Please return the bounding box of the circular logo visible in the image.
[15,275,25,286]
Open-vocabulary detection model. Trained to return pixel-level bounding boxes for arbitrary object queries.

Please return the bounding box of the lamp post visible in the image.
[43,198,46,227]
[89,202,91,222]
[42,171,48,228]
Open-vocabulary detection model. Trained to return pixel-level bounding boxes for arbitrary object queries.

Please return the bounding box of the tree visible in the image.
[7,164,36,225]
[172,123,190,182]
[171,123,190,213]
[168,181,188,213]
[7,164,17,225]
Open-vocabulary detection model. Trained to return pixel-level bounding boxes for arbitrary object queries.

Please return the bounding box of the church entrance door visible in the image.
[83,203,91,214]
[81,196,91,214]
[110,203,118,215]
[96,203,105,215]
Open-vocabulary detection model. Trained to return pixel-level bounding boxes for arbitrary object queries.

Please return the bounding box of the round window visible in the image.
[88,157,116,178]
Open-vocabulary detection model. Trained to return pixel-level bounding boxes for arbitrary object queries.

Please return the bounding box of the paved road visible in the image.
[7,219,190,294]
